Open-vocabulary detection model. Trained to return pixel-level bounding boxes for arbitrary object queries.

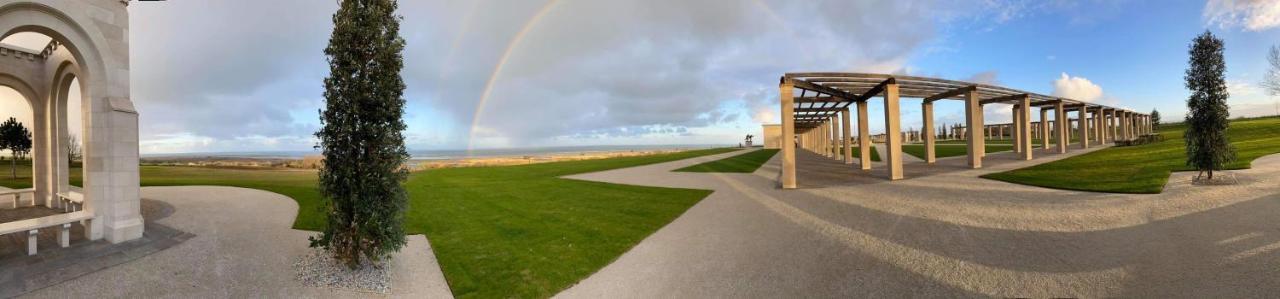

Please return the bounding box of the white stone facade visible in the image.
[0,0,141,243]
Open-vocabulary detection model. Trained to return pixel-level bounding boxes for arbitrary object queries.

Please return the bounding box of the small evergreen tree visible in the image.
[311,0,409,268]
[0,118,31,179]
[1183,31,1236,180]
[1150,109,1161,129]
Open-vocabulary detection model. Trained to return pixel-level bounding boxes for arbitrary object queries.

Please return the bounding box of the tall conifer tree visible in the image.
[312,0,409,268]
[1183,31,1235,180]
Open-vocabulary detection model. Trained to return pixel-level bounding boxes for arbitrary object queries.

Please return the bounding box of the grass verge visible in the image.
[982,116,1280,193]
[675,149,778,173]
[901,144,1012,160]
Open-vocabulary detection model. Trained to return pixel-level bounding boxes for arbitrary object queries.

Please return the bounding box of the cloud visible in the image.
[36,0,1073,153]
[1227,79,1260,97]
[424,0,960,147]
[1205,0,1280,31]
[963,70,1000,85]
[1051,73,1104,102]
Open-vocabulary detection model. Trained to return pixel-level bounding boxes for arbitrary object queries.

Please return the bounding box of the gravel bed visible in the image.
[294,249,392,294]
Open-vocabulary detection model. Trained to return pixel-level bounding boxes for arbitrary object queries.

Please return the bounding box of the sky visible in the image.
[0,0,1278,154]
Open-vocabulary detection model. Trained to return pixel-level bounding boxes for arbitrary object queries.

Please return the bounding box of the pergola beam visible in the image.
[923,85,977,103]
[793,96,845,103]
[850,78,895,102]
[789,78,858,101]
[980,93,1030,105]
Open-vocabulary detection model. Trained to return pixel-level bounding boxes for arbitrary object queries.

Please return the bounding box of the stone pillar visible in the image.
[857,100,871,170]
[828,117,837,158]
[841,109,853,164]
[831,116,840,157]
[1019,96,1033,160]
[922,101,936,164]
[1120,111,1128,140]
[779,81,796,189]
[1013,106,1022,153]
[31,87,49,208]
[822,119,831,158]
[1040,108,1050,149]
[1099,109,1109,143]
[882,82,904,180]
[1094,108,1104,144]
[1077,108,1090,149]
[965,89,984,168]
[1055,102,1068,153]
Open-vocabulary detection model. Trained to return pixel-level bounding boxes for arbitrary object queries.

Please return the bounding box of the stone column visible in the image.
[1019,96,1033,160]
[1040,108,1050,149]
[31,87,49,208]
[922,101,936,164]
[1077,108,1090,149]
[1100,109,1109,143]
[1109,110,1117,142]
[822,119,830,158]
[831,116,840,158]
[965,89,984,168]
[883,82,904,180]
[1094,108,1104,144]
[829,117,837,157]
[1013,106,1022,153]
[1120,111,1128,140]
[779,81,796,189]
[857,100,871,170]
[1055,102,1068,153]
[841,109,853,164]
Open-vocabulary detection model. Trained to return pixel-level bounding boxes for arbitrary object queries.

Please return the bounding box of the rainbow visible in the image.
[464,0,787,152]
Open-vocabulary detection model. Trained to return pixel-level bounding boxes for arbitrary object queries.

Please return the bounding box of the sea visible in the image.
[141,144,728,161]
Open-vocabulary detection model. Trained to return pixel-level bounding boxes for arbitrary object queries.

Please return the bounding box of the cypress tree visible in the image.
[1183,31,1235,180]
[1150,109,1160,129]
[311,0,409,268]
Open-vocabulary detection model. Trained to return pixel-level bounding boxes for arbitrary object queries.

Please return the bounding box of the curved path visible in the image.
[25,186,453,298]
[558,149,1280,298]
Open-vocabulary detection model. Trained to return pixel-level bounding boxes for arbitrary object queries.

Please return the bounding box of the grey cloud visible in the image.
[125,0,1038,152]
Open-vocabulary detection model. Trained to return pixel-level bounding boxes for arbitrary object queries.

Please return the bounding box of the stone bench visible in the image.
[0,188,34,209]
[57,192,83,213]
[0,211,92,255]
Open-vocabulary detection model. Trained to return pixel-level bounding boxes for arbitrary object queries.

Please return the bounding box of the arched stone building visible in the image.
[0,0,141,243]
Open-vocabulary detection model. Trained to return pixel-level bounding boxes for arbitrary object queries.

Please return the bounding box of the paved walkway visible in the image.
[558,147,1280,297]
[22,186,453,298]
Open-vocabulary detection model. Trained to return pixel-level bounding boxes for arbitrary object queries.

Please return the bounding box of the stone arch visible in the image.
[0,72,39,108]
[0,0,139,243]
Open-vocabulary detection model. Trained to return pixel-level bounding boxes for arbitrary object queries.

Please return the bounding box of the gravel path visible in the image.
[23,186,454,298]
[557,148,1280,298]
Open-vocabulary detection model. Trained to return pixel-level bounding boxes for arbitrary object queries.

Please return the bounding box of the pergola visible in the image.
[777,73,1152,189]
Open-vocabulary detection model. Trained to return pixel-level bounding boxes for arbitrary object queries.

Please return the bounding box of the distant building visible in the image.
[761,124,782,149]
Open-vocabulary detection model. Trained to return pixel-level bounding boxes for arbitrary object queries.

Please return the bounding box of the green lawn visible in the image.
[4,148,739,298]
[983,116,1280,193]
[843,146,880,162]
[409,148,736,298]
[936,138,1061,145]
[0,160,82,189]
[901,144,1013,160]
[675,149,778,173]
